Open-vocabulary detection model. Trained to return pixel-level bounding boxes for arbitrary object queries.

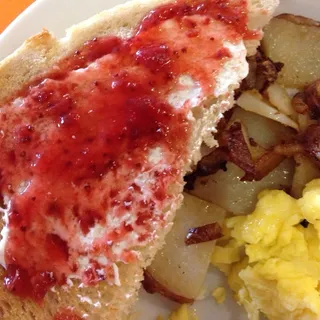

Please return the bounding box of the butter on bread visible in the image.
[0,0,278,319]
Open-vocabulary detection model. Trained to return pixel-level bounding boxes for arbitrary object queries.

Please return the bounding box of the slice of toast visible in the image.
[0,0,278,319]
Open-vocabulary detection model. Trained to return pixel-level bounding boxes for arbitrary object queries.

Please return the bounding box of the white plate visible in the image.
[0,0,319,319]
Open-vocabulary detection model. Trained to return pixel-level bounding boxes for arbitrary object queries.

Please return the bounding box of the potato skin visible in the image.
[277,14,320,27]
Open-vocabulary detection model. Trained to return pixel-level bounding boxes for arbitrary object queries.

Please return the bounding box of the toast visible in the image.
[0,0,278,319]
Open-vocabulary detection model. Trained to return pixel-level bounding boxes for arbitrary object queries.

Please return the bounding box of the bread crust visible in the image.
[0,0,279,319]
[0,0,174,103]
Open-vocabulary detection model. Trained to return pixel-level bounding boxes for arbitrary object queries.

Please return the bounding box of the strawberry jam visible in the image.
[0,0,252,301]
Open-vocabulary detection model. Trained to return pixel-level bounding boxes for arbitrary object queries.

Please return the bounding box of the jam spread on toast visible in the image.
[0,0,252,301]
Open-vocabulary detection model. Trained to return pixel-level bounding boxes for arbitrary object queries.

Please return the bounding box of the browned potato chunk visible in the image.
[146,194,226,301]
[190,108,295,215]
[262,14,320,88]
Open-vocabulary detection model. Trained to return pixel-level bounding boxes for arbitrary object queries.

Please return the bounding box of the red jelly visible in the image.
[0,0,252,301]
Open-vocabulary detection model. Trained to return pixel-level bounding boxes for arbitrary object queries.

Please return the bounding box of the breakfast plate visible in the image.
[0,0,319,319]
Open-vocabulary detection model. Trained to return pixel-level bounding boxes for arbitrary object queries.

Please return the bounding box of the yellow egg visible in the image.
[305,225,320,261]
[213,180,320,320]
[212,287,226,304]
[231,190,301,246]
[299,183,320,224]
[168,305,198,320]
[211,246,241,264]
[227,258,249,294]
[213,262,231,275]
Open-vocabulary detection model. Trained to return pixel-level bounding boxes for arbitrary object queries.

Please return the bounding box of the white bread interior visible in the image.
[0,0,279,319]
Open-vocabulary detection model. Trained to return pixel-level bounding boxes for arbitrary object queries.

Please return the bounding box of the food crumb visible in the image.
[212,287,226,304]
[168,304,198,320]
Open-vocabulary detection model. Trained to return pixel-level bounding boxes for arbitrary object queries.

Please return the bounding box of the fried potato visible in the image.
[262,14,320,88]
[146,194,226,301]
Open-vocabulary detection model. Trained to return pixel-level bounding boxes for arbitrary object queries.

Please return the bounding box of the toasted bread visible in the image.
[0,0,278,319]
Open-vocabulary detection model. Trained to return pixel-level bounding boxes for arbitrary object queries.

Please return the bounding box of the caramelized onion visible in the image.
[184,148,228,190]
[301,124,320,164]
[220,122,255,177]
[221,121,286,181]
[292,92,309,114]
[243,152,285,181]
[305,80,320,119]
[274,142,304,157]
[291,80,320,119]
[185,222,223,246]
[239,49,283,93]
[143,271,194,304]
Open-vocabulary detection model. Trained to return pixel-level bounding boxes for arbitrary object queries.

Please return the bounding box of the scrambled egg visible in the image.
[168,305,198,320]
[211,179,320,320]
[212,287,226,304]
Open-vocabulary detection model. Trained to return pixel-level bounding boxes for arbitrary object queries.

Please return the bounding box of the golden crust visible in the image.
[276,13,320,27]
[0,0,279,318]
[0,0,175,103]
